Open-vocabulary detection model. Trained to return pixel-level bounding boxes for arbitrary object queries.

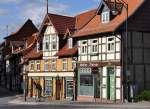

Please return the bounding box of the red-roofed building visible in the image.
[1,19,38,93]
[2,0,150,103]
[26,12,78,100]
[73,0,150,103]
[26,0,150,103]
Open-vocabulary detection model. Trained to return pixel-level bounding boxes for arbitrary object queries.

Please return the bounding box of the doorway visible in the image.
[107,67,115,100]
[56,78,62,100]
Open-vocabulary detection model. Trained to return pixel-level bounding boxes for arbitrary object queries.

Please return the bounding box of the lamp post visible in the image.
[113,0,129,102]
[73,57,77,101]
[23,65,28,102]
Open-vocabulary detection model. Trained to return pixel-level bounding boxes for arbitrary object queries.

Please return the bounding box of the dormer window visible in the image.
[101,11,110,23]
[68,38,73,49]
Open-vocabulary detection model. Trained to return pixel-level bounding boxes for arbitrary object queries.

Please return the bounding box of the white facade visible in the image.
[78,35,121,62]
[43,25,59,59]
[77,35,121,101]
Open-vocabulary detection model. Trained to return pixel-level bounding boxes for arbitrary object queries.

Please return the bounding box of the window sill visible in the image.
[90,53,98,56]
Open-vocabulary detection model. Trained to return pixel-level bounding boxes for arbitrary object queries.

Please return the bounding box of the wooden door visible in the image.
[56,79,61,100]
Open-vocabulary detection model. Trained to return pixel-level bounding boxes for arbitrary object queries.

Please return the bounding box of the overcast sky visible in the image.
[0,0,100,41]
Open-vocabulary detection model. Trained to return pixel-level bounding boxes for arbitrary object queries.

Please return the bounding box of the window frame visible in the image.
[36,61,40,71]
[44,60,49,71]
[72,60,76,70]
[68,38,73,49]
[62,59,67,71]
[51,35,57,50]
[107,36,115,52]
[80,40,88,54]
[91,39,98,54]
[30,61,34,71]
[101,11,110,24]
[51,59,56,71]
[44,36,49,51]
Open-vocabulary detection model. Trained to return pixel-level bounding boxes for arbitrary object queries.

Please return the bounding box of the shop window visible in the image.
[107,37,115,52]
[51,59,56,71]
[45,79,53,96]
[62,59,67,71]
[66,80,73,97]
[80,74,93,96]
[44,60,49,71]
[81,41,87,54]
[80,75,93,86]
[91,39,98,53]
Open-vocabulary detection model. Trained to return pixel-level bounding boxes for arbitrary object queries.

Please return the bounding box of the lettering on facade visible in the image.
[78,62,100,68]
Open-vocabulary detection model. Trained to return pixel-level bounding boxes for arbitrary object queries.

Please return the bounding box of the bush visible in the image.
[135,90,150,102]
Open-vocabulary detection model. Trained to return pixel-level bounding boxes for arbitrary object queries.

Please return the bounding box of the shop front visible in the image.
[77,62,101,101]
[28,72,74,100]
[77,62,121,102]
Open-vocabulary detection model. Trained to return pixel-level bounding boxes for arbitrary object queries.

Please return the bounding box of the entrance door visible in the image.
[94,76,101,98]
[56,79,62,100]
[107,67,115,100]
[66,80,73,98]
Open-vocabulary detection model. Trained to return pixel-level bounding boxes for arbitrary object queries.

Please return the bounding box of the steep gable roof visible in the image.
[4,19,38,40]
[73,0,145,37]
[48,13,76,35]
[39,13,76,36]
[75,9,97,30]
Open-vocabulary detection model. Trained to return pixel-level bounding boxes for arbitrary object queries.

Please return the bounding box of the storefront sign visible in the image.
[78,62,101,68]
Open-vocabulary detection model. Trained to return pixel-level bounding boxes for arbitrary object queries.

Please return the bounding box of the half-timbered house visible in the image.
[72,0,150,103]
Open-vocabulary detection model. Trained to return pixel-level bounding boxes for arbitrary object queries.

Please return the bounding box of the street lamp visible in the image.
[73,57,77,101]
[113,0,129,102]
[23,65,28,102]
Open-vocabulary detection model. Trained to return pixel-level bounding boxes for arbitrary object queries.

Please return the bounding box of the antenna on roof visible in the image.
[46,0,49,14]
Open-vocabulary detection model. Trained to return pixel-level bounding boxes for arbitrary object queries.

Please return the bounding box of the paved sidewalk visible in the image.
[8,95,150,108]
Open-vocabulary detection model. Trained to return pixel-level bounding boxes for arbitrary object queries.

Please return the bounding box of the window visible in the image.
[36,42,40,52]
[44,60,49,71]
[6,60,10,72]
[51,36,57,50]
[36,61,40,71]
[44,37,49,51]
[30,61,34,71]
[68,38,73,49]
[101,11,110,23]
[62,59,67,71]
[81,41,87,54]
[51,59,56,71]
[45,79,53,96]
[72,61,76,70]
[107,37,115,52]
[80,74,93,96]
[91,39,98,53]
[66,80,73,97]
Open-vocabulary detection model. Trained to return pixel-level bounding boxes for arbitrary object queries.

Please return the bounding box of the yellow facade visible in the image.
[27,57,75,100]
